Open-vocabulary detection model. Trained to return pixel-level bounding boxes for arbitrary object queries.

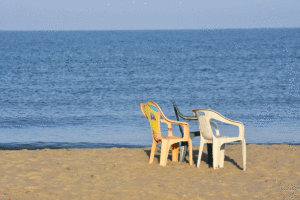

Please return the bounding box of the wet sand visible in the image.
[0,144,299,199]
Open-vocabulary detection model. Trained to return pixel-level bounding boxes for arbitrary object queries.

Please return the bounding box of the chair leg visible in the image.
[180,133,195,162]
[197,140,205,168]
[160,140,170,166]
[219,143,225,168]
[149,139,157,164]
[207,143,212,167]
[213,139,220,169]
[188,139,193,165]
[242,139,246,171]
[172,143,179,162]
[179,142,188,162]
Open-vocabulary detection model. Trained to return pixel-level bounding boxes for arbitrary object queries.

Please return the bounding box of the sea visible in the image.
[0,28,300,150]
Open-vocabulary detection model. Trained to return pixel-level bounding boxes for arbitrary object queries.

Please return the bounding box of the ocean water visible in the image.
[0,28,300,149]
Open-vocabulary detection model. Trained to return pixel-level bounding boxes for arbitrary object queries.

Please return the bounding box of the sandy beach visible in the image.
[0,144,299,199]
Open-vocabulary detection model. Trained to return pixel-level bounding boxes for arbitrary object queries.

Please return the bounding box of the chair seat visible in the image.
[216,136,236,138]
[215,136,242,143]
[162,136,182,140]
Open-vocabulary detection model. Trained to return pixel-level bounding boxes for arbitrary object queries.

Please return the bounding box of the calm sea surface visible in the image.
[0,29,300,149]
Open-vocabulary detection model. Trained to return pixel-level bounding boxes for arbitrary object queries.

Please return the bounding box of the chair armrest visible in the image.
[211,116,244,138]
[161,119,188,126]
[173,103,197,121]
[193,109,244,138]
[161,119,190,138]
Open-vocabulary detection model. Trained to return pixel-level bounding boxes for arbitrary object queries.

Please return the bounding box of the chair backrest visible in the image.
[173,103,184,137]
[173,103,197,121]
[196,113,214,140]
[141,101,163,142]
[173,103,197,137]
[193,109,221,140]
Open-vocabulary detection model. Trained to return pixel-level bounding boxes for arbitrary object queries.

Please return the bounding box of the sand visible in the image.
[0,144,299,200]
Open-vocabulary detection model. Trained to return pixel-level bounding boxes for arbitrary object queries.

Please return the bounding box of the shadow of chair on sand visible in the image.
[143,147,243,170]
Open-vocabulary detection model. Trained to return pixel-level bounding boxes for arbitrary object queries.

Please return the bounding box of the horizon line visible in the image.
[1,27,300,32]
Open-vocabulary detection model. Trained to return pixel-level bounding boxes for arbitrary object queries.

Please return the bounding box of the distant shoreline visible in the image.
[0,142,299,150]
[1,27,300,32]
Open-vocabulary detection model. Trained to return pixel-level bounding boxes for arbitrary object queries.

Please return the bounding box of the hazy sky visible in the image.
[1,0,299,30]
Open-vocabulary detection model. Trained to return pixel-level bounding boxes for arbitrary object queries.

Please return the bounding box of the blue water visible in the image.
[0,28,300,149]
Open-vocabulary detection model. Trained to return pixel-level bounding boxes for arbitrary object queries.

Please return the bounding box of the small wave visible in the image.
[0,142,147,150]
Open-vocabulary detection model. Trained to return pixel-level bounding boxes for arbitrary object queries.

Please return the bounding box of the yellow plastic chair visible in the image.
[141,101,193,166]
[192,109,246,171]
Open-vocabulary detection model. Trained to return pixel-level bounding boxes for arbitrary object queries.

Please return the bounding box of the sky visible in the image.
[0,0,299,30]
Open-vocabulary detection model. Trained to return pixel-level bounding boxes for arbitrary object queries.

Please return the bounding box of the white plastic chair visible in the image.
[192,109,246,171]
